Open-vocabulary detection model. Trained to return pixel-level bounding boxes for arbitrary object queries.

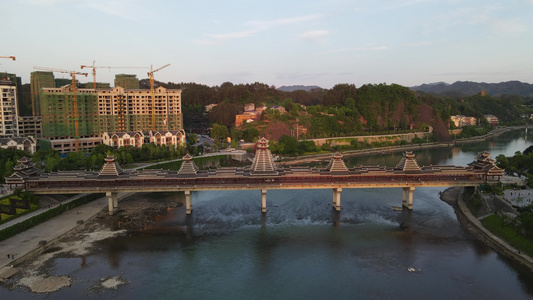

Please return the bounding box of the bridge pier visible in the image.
[402,187,415,210]
[185,190,192,215]
[261,189,267,213]
[332,188,342,211]
[106,192,118,215]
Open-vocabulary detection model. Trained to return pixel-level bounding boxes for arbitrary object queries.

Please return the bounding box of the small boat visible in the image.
[392,205,403,211]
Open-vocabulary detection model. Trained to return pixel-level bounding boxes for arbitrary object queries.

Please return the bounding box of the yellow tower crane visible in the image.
[33,66,88,152]
[81,61,147,89]
[0,56,16,60]
[148,64,170,130]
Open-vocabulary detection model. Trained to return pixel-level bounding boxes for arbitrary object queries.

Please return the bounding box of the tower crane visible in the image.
[81,61,147,89]
[148,64,170,130]
[0,56,16,60]
[33,66,88,152]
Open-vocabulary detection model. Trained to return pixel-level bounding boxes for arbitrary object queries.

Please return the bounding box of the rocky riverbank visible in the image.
[2,193,182,294]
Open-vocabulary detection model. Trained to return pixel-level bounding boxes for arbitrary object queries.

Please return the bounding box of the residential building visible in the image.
[18,116,42,138]
[102,131,144,148]
[0,136,36,154]
[149,130,186,148]
[235,111,260,127]
[450,115,477,128]
[36,82,183,152]
[205,103,217,112]
[244,103,255,111]
[485,114,499,126]
[0,80,19,137]
[271,105,287,114]
[30,71,55,117]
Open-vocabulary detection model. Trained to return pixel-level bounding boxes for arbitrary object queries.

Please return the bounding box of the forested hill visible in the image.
[139,79,531,142]
[411,80,533,97]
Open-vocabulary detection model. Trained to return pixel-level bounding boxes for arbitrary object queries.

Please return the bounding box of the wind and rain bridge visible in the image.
[6,138,503,216]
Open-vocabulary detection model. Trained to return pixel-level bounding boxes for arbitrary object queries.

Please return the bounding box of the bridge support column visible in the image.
[185,191,192,215]
[113,192,118,209]
[332,188,342,211]
[106,192,118,216]
[402,187,415,210]
[261,189,267,213]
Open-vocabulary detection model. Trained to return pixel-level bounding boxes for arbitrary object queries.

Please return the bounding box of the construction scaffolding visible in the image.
[30,71,55,117]
[114,74,139,89]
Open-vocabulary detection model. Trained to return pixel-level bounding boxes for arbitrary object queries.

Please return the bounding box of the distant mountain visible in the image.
[411,80,533,97]
[277,85,321,92]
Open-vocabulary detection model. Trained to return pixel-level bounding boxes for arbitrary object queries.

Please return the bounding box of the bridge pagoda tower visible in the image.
[98,156,123,215]
[5,157,42,189]
[250,137,278,213]
[468,151,503,182]
[250,137,278,176]
[395,151,421,210]
[179,153,199,214]
[326,152,349,211]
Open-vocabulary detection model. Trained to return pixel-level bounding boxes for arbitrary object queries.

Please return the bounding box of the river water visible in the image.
[4,129,533,299]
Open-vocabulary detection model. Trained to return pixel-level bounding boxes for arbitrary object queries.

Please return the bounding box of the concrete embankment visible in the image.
[280,125,525,165]
[441,187,533,272]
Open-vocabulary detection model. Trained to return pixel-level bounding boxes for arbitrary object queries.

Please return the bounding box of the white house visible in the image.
[102,132,145,148]
[149,130,186,147]
[0,136,36,154]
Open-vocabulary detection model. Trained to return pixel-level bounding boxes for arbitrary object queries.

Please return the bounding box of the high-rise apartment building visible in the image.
[30,71,55,117]
[38,84,183,152]
[0,80,19,137]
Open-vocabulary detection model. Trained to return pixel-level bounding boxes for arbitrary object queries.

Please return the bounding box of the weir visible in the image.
[7,138,503,216]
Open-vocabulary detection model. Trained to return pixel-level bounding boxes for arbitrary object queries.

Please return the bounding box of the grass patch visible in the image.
[481,214,533,257]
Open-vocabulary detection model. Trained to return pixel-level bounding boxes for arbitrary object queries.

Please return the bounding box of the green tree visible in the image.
[188,133,198,145]
[211,123,230,141]
[275,135,300,155]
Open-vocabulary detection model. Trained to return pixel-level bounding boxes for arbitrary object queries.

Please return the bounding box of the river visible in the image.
[3,129,533,299]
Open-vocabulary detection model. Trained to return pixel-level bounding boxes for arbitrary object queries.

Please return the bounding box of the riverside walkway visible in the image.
[0,193,132,278]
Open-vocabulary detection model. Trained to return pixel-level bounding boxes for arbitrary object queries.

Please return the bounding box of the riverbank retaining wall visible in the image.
[309,132,429,147]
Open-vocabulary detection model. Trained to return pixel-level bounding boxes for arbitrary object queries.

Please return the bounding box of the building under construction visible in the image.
[114,74,139,89]
[30,71,55,117]
[37,74,183,152]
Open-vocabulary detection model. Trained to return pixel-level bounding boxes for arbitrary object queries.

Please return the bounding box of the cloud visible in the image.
[490,19,528,35]
[194,30,256,46]
[247,14,323,30]
[83,0,151,22]
[402,41,433,47]
[299,30,330,44]
[199,14,324,46]
[432,4,528,36]
[207,31,256,40]
[318,46,388,55]
[23,0,65,4]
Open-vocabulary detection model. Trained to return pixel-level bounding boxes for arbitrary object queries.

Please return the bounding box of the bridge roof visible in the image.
[10,148,503,189]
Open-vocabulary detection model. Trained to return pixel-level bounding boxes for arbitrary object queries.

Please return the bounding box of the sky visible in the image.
[1,0,533,89]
